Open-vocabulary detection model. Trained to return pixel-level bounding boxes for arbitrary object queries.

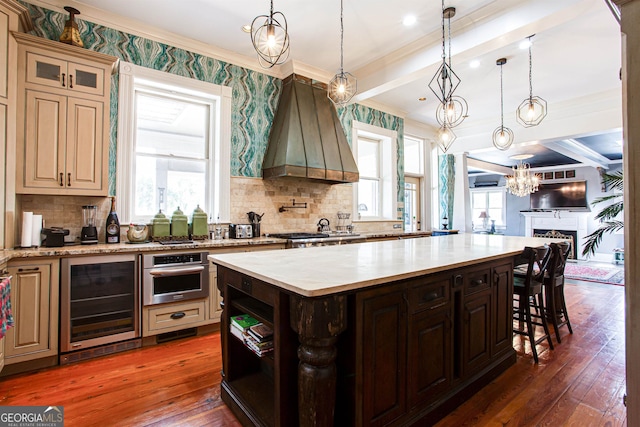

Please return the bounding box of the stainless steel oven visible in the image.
[61,254,139,355]
[142,251,209,306]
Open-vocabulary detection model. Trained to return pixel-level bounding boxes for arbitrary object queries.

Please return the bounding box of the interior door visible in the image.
[404,176,421,231]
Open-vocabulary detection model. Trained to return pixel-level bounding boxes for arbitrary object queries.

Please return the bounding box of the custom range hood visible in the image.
[262,74,359,184]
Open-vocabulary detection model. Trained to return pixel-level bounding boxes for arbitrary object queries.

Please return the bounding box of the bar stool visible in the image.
[544,241,573,343]
[513,246,554,363]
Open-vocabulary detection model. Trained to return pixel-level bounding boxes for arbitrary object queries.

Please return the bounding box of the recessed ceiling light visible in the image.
[403,15,417,26]
[418,97,427,101]
[469,60,480,68]
[519,38,532,50]
[241,24,252,33]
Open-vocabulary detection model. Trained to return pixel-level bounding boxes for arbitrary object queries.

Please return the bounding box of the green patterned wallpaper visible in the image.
[22,3,404,212]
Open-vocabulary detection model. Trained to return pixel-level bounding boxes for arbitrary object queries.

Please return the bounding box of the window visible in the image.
[117,63,231,223]
[352,121,397,220]
[470,188,506,229]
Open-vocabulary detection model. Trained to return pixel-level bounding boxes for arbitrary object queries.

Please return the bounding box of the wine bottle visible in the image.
[105,197,120,244]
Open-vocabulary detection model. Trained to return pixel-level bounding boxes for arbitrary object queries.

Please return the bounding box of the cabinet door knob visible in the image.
[170,312,186,320]
[59,172,64,186]
[61,73,66,87]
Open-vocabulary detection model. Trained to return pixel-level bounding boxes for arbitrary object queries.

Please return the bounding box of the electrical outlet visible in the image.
[393,224,402,229]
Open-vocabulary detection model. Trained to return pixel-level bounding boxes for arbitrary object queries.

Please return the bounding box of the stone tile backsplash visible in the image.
[17,176,402,243]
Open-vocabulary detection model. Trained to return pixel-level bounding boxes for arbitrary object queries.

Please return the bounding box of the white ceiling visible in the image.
[33,0,623,167]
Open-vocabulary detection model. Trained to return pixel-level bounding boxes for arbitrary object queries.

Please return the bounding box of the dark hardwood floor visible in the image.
[0,280,626,426]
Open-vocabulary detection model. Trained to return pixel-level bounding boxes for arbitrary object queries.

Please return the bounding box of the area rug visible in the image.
[564,263,625,285]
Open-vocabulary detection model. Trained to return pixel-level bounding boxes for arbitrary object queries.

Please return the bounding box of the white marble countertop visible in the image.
[209,234,557,297]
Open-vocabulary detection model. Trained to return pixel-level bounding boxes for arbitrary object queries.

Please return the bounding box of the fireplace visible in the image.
[520,211,590,260]
[533,229,578,259]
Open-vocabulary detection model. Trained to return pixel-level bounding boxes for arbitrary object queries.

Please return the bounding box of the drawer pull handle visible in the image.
[471,279,484,287]
[18,267,40,272]
[67,172,71,186]
[61,73,65,87]
[170,312,186,320]
[59,173,64,186]
[69,74,73,88]
[430,301,448,310]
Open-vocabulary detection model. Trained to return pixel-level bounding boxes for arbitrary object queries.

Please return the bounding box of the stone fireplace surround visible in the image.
[521,211,589,260]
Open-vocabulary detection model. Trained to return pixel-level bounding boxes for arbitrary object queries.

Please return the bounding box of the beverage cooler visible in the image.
[60,254,140,363]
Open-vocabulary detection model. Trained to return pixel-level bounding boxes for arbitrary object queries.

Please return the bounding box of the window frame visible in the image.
[116,62,231,224]
[469,187,507,229]
[351,121,398,221]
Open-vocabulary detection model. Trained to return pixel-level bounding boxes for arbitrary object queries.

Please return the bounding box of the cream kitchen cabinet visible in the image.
[13,32,117,196]
[5,258,59,364]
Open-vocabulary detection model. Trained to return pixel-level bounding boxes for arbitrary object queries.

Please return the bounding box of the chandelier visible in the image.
[516,35,547,127]
[328,0,357,106]
[492,58,514,150]
[505,155,540,197]
[429,2,468,152]
[250,0,290,68]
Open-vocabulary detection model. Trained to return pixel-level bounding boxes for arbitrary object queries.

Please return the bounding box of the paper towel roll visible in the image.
[31,214,43,247]
[21,212,33,248]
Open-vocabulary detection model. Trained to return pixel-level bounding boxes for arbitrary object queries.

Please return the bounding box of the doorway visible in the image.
[404,176,421,231]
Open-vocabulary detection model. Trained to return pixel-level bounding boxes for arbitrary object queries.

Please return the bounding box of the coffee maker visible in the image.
[81,205,98,244]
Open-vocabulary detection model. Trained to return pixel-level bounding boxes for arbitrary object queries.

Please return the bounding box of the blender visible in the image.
[81,205,99,244]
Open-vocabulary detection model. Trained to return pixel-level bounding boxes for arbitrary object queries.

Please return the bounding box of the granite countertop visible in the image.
[0,237,287,264]
[209,234,557,298]
[0,231,435,266]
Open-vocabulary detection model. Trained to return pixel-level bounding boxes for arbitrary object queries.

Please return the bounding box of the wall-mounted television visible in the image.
[529,181,590,211]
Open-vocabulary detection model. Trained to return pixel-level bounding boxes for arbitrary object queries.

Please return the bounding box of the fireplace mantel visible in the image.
[520,211,590,260]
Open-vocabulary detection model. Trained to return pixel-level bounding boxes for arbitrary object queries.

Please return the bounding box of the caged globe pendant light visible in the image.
[492,58,514,151]
[328,0,357,106]
[516,35,547,127]
[429,2,467,152]
[250,0,290,68]
[434,5,468,129]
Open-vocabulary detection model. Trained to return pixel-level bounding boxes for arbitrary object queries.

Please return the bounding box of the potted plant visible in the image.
[582,170,624,257]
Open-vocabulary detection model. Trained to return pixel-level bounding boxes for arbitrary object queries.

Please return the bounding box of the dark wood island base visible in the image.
[216,254,516,427]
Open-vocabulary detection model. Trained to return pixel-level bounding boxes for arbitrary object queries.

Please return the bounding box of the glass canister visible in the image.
[171,207,189,238]
[191,205,208,239]
[151,210,170,240]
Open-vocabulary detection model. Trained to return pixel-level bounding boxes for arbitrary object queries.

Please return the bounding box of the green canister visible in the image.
[151,210,170,240]
[191,205,208,239]
[171,207,189,238]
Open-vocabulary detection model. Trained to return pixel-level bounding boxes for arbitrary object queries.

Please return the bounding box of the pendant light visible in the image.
[250,0,290,69]
[516,35,547,127]
[328,0,357,106]
[492,58,514,151]
[429,3,468,129]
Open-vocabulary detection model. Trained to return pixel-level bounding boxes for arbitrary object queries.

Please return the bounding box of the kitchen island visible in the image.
[210,234,555,427]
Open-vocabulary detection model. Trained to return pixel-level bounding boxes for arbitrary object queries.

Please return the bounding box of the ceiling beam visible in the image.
[467,158,513,176]
[544,139,611,169]
[352,0,591,103]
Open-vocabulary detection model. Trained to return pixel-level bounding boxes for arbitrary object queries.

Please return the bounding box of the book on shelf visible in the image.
[247,323,273,342]
[230,323,246,341]
[245,338,274,357]
[230,314,260,331]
